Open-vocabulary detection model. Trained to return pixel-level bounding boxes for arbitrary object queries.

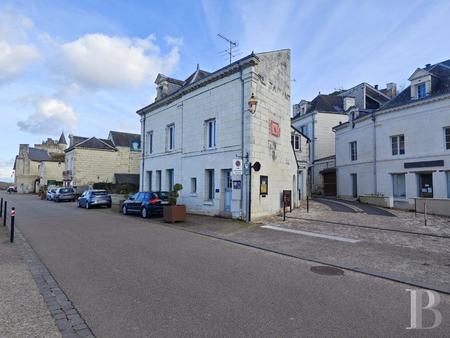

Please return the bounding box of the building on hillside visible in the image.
[13,133,67,193]
[137,50,298,220]
[334,59,450,207]
[291,126,310,199]
[63,131,140,189]
[291,83,393,195]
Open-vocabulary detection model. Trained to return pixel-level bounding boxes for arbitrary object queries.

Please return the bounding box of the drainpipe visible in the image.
[239,64,245,220]
[311,113,316,193]
[372,112,377,194]
[141,114,146,190]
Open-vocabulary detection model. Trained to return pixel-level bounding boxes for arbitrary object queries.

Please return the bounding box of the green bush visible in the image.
[168,183,183,205]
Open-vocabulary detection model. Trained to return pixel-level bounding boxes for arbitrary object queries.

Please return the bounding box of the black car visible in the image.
[78,190,112,209]
[121,192,163,218]
[156,191,170,206]
[54,187,76,202]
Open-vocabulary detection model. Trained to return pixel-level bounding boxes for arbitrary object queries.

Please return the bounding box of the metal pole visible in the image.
[424,203,427,227]
[307,196,309,213]
[0,197,2,217]
[414,198,417,217]
[283,199,286,221]
[3,200,6,226]
[248,162,252,223]
[10,207,15,243]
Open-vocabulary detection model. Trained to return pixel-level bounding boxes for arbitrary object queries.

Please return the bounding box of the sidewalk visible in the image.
[0,225,60,337]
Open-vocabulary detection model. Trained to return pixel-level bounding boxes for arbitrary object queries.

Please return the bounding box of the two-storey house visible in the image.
[137,50,298,220]
[334,59,450,207]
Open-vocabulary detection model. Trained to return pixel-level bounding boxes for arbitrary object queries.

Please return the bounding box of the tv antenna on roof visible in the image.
[217,33,240,64]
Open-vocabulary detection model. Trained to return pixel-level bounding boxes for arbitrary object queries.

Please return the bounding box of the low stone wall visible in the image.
[415,198,450,217]
[359,195,394,208]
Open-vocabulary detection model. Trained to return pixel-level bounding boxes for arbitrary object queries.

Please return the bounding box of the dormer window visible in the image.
[417,83,426,99]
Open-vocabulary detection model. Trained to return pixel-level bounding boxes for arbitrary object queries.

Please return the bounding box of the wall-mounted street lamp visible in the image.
[247,93,258,114]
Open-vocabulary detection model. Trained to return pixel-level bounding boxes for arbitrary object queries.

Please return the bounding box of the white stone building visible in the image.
[292,83,392,196]
[291,126,310,199]
[334,59,450,206]
[137,50,299,220]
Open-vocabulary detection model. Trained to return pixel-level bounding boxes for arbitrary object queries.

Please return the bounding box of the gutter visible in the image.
[371,112,377,194]
[239,64,245,221]
[141,115,146,190]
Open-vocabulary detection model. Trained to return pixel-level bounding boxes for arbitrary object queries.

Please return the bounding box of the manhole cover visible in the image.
[310,266,344,276]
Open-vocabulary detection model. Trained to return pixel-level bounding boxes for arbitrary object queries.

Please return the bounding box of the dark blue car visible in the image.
[78,190,112,209]
[121,192,163,218]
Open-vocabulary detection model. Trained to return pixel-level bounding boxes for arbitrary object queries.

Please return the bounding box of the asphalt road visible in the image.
[3,192,450,337]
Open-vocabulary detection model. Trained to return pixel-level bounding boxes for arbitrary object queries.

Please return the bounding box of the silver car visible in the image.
[54,187,76,202]
[46,188,57,200]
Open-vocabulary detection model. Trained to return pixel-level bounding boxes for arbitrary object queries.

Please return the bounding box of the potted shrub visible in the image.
[163,183,186,223]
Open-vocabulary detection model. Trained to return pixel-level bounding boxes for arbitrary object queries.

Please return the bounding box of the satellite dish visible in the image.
[252,161,261,172]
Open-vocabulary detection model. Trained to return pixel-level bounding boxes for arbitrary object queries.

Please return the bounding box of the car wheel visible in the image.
[122,205,127,215]
[107,204,112,208]
[77,202,81,208]
[85,202,90,209]
[141,207,148,218]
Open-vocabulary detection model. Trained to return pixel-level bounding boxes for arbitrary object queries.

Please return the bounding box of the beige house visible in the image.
[14,133,67,193]
[64,131,140,189]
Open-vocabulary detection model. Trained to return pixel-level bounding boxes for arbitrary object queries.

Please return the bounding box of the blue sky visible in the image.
[1,0,450,181]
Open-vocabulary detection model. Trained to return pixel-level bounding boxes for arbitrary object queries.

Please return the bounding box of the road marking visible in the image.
[262,225,361,243]
[316,198,364,213]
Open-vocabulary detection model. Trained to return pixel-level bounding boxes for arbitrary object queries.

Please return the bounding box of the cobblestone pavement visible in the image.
[0,225,60,337]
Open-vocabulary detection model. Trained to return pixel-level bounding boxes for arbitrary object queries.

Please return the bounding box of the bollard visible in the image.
[307,196,309,213]
[424,203,427,227]
[10,207,15,243]
[3,200,6,226]
[0,197,2,217]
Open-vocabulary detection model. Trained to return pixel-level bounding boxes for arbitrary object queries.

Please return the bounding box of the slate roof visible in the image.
[66,136,116,152]
[28,147,52,161]
[303,94,345,116]
[58,132,67,145]
[109,131,140,148]
[380,59,450,111]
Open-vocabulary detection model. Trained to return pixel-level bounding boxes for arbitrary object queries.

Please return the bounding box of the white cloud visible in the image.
[0,41,39,82]
[17,98,78,134]
[0,11,38,82]
[59,33,180,89]
[0,158,15,182]
[165,35,183,47]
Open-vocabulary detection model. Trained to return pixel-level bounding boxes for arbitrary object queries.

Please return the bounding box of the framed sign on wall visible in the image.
[260,176,268,196]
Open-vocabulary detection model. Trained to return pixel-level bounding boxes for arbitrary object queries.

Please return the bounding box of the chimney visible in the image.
[386,82,397,98]
[374,84,378,90]
[19,144,29,155]
[69,134,74,147]
[343,96,356,111]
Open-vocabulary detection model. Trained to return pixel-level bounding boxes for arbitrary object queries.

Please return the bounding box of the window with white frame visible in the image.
[205,119,216,149]
[166,169,174,191]
[445,127,450,150]
[191,177,197,194]
[392,173,406,198]
[350,141,357,161]
[391,134,405,155]
[205,169,214,201]
[155,170,161,191]
[417,83,426,99]
[291,134,300,150]
[167,124,175,151]
[146,131,153,154]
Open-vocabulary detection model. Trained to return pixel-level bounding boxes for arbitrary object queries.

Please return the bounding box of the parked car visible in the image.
[53,187,76,202]
[156,191,170,205]
[7,186,16,193]
[46,188,57,200]
[121,192,163,218]
[78,190,112,209]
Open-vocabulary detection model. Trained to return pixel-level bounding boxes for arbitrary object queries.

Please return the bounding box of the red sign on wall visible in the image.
[269,120,280,137]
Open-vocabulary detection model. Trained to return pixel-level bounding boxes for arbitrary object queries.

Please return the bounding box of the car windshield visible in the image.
[60,188,72,193]
[92,191,108,196]
[157,192,169,199]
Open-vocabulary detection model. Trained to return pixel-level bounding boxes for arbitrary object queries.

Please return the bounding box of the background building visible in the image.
[292,83,392,195]
[334,59,450,207]
[138,50,298,220]
[13,133,67,193]
[64,131,140,189]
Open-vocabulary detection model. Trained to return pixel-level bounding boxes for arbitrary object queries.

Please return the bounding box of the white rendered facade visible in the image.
[335,93,450,203]
[138,50,299,220]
